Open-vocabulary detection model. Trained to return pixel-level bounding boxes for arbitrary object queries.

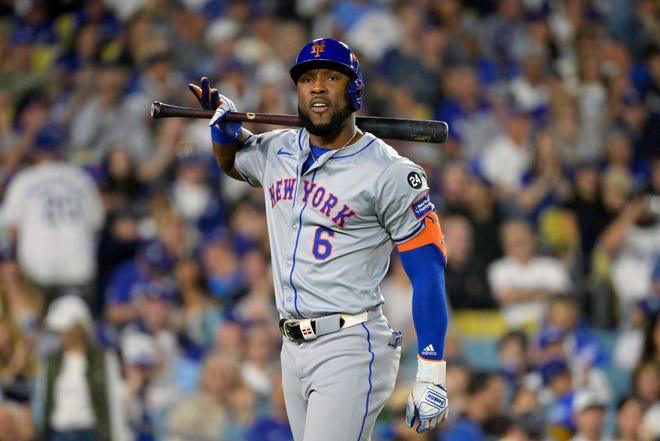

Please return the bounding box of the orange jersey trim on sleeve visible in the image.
[396,212,447,259]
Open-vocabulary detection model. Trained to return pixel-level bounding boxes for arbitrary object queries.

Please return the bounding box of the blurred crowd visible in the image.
[0,0,659,440]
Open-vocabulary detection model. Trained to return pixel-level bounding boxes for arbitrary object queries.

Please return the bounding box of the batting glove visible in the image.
[405,358,449,433]
[209,93,242,145]
[188,77,220,110]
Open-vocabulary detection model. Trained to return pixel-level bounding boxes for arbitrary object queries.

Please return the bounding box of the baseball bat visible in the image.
[150,101,448,143]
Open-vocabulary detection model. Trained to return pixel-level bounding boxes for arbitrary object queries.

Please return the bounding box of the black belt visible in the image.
[279,307,382,344]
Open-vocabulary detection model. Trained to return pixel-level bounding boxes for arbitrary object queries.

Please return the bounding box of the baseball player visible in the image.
[189,37,449,441]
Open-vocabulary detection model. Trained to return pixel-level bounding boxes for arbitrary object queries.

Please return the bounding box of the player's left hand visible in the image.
[405,381,448,432]
[405,358,448,432]
[209,93,242,144]
[188,76,220,110]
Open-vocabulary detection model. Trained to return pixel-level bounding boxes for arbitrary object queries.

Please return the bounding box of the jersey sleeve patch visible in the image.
[411,193,434,219]
[396,212,447,259]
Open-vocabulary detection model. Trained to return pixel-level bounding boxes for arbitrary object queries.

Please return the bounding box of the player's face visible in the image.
[297,68,353,137]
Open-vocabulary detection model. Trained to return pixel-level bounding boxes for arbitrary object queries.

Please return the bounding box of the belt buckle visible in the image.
[279,319,298,342]
[279,318,317,343]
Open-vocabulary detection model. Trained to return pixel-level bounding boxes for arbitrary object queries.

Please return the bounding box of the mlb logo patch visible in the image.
[411,194,434,219]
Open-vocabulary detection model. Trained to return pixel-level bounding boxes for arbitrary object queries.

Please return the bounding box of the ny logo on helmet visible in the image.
[311,40,326,58]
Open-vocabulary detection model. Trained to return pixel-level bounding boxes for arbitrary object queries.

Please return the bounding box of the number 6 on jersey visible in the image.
[312,227,335,259]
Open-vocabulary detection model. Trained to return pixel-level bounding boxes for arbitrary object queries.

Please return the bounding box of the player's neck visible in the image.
[309,124,360,150]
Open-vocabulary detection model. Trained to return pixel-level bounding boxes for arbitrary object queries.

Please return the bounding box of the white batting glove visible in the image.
[405,358,449,433]
[209,93,241,144]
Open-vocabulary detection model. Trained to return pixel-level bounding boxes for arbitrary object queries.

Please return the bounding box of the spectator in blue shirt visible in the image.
[439,371,505,441]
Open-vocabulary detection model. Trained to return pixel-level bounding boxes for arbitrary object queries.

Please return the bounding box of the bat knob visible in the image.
[150,101,161,119]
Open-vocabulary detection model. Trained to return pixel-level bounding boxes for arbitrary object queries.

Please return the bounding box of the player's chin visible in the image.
[298,105,351,137]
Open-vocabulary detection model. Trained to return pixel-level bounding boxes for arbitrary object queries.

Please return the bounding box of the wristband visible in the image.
[211,122,241,144]
[416,357,446,385]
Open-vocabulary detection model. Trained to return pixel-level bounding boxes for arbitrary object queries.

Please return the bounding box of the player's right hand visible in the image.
[188,76,219,110]
[405,357,449,432]
[405,381,448,432]
[209,93,241,144]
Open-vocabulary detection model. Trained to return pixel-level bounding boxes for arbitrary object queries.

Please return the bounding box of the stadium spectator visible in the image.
[443,361,472,424]
[165,351,240,441]
[496,330,532,391]
[119,280,184,398]
[244,373,294,441]
[433,65,498,160]
[612,395,645,441]
[550,98,582,168]
[599,188,660,322]
[96,145,148,215]
[167,150,226,241]
[516,129,572,224]
[442,214,496,310]
[639,313,660,369]
[240,323,279,400]
[477,104,535,204]
[0,25,52,104]
[221,379,257,441]
[487,218,572,329]
[572,30,609,164]
[231,245,279,328]
[0,315,34,405]
[69,62,151,164]
[104,239,176,329]
[532,324,613,409]
[438,159,472,217]
[601,129,649,191]
[509,386,543,423]
[507,39,552,123]
[197,229,246,304]
[0,241,43,340]
[439,371,506,441]
[226,197,269,252]
[543,294,610,369]
[209,315,245,362]
[499,411,546,441]
[94,208,141,316]
[119,331,168,441]
[0,125,104,304]
[173,255,222,357]
[568,388,608,441]
[537,358,575,441]
[33,294,126,441]
[630,358,660,409]
[148,205,191,259]
[0,401,32,441]
[375,2,444,110]
[614,262,660,370]
[461,172,507,267]
[476,0,528,86]
[0,89,51,182]
[131,47,186,112]
[563,160,609,281]
[640,401,660,441]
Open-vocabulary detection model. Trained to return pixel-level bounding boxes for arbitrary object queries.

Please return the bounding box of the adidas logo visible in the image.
[421,344,437,356]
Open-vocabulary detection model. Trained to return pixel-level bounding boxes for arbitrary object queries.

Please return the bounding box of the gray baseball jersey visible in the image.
[234,127,434,441]
[234,128,433,319]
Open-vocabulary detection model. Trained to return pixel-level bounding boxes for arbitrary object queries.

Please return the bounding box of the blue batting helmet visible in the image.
[289,37,364,111]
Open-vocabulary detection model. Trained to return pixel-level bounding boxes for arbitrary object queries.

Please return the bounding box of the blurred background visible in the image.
[0,0,659,440]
